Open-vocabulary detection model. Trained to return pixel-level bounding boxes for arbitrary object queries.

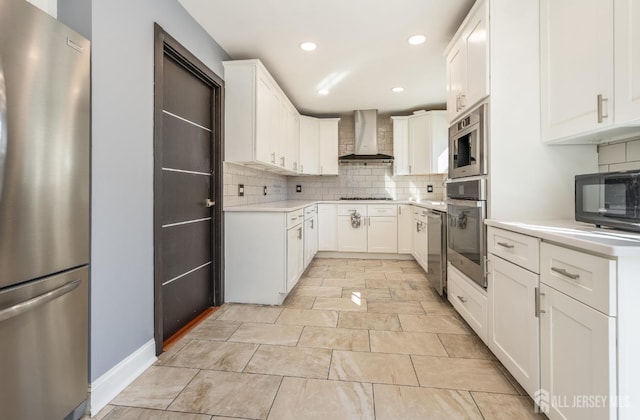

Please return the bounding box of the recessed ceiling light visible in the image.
[392,87,404,93]
[408,35,426,45]
[317,89,329,95]
[300,42,317,51]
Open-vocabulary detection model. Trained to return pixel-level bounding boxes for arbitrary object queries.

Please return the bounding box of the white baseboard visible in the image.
[315,251,414,260]
[89,339,157,416]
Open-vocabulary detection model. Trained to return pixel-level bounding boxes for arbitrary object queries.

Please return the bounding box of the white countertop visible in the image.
[486,219,640,257]
[224,199,447,213]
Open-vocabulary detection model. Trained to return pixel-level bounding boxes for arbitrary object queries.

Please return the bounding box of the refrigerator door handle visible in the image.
[0,279,80,323]
[0,54,7,200]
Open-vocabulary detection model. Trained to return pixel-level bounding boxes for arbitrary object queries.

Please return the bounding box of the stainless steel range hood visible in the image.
[339,110,394,163]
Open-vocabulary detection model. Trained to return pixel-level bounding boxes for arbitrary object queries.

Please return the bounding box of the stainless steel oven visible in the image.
[446,179,487,288]
[449,103,488,179]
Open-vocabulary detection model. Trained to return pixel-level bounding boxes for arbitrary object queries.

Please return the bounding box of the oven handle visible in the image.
[447,198,485,208]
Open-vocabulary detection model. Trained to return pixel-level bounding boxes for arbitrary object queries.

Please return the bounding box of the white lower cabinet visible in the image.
[337,210,368,253]
[304,206,318,267]
[318,204,338,251]
[448,264,488,342]
[412,209,428,271]
[397,204,413,254]
[286,222,304,292]
[368,216,398,253]
[488,255,540,398]
[540,283,616,420]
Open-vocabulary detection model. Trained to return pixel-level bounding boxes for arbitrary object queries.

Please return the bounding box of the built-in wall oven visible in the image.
[449,103,488,179]
[446,178,487,288]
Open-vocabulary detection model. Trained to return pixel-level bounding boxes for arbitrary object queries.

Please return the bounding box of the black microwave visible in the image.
[575,170,640,232]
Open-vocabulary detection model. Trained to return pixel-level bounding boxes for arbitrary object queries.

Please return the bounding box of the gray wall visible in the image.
[60,0,229,382]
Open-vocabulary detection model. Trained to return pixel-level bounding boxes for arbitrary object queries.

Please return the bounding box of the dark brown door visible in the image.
[153,25,224,354]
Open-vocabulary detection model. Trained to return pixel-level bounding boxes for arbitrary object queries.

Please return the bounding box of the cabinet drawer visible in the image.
[337,204,367,216]
[540,242,616,316]
[304,204,317,218]
[487,227,540,273]
[286,209,304,229]
[367,204,397,217]
[448,264,488,342]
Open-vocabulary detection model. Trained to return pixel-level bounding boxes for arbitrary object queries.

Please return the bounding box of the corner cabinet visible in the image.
[445,0,490,122]
[299,116,340,175]
[223,59,301,174]
[540,0,640,143]
[391,111,448,176]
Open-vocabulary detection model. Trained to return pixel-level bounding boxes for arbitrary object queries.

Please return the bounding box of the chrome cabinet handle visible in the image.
[205,199,215,208]
[535,288,546,317]
[297,227,302,239]
[551,266,580,280]
[271,152,276,164]
[300,164,304,173]
[457,295,467,304]
[310,219,314,229]
[280,156,285,167]
[0,55,6,201]
[597,94,609,124]
[0,280,80,323]
[497,242,514,249]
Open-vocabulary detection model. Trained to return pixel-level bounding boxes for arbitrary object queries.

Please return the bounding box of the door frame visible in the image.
[153,24,224,355]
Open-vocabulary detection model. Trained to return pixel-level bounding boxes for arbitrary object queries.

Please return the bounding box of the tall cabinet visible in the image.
[391,111,448,175]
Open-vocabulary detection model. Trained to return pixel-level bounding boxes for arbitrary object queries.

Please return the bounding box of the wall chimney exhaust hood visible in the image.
[339,109,394,163]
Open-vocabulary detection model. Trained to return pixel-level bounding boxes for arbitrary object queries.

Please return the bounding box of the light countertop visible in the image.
[486,219,640,257]
[224,199,447,213]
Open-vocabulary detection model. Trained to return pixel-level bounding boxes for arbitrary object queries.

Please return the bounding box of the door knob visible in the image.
[205,199,215,208]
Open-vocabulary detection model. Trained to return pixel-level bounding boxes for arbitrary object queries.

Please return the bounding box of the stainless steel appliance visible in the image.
[449,103,488,179]
[447,179,487,288]
[0,1,90,419]
[575,170,640,232]
[426,209,447,296]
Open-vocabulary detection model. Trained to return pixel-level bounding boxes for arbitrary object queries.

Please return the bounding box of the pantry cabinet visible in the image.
[392,111,448,175]
[540,0,640,143]
[445,0,489,122]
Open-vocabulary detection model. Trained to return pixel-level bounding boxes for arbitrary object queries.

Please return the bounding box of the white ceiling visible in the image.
[178,0,475,115]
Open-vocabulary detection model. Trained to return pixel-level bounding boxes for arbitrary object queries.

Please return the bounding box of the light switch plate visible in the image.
[427,185,434,193]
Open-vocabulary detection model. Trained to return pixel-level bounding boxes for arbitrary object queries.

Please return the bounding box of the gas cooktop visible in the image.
[339,197,394,201]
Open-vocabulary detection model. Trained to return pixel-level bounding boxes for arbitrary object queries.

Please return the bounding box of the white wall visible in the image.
[488,0,598,221]
[60,0,230,383]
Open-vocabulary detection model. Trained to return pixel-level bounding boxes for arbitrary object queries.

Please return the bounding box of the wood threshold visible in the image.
[162,306,220,352]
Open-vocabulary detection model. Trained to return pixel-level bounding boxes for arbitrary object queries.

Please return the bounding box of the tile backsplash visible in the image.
[598,137,640,172]
[223,162,288,207]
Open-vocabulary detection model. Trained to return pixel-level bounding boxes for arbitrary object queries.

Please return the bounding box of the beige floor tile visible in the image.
[281,294,315,309]
[420,298,459,316]
[168,370,281,419]
[183,319,241,341]
[374,384,483,420]
[229,323,303,346]
[322,264,365,272]
[367,300,425,314]
[322,278,366,288]
[365,265,403,272]
[412,355,517,394]
[298,326,370,351]
[155,336,191,366]
[275,308,338,327]
[244,344,331,378]
[292,285,342,297]
[365,278,395,288]
[311,258,351,266]
[390,288,440,301]
[305,269,346,278]
[494,359,529,396]
[347,259,382,267]
[295,277,323,286]
[163,340,258,371]
[399,314,470,334]
[345,270,387,280]
[110,366,198,409]
[384,279,431,290]
[267,377,374,420]
[438,334,493,359]
[472,392,546,420]
[329,350,418,385]
[91,404,115,420]
[102,406,211,420]
[385,272,429,281]
[370,330,448,356]
[337,312,402,331]
[312,297,367,312]
[381,260,420,268]
[402,267,427,274]
[342,288,391,300]
[216,305,282,323]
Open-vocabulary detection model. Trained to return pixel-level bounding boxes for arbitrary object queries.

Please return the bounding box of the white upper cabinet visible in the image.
[445,0,490,122]
[299,116,319,175]
[391,116,410,175]
[406,111,448,175]
[541,0,640,143]
[223,59,301,174]
[318,118,340,175]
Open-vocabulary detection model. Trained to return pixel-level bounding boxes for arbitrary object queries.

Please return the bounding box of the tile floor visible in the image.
[92,258,547,420]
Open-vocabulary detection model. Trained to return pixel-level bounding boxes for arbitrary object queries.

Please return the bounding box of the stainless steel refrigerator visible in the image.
[0,0,90,419]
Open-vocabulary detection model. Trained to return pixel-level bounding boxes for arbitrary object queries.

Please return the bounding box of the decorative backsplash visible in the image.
[223,162,288,207]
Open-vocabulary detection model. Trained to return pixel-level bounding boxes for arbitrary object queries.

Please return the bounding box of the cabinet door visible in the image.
[540,284,616,420]
[255,75,274,165]
[304,219,313,268]
[392,117,410,175]
[338,216,367,252]
[464,4,489,110]
[310,214,319,257]
[447,42,466,122]
[408,114,429,174]
[397,205,413,254]
[287,225,303,292]
[615,0,640,124]
[540,0,614,142]
[319,119,339,175]
[318,204,338,251]
[488,255,540,398]
[368,216,398,253]
[428,112,449,174]
[285,107,300,173]
[273,95,287,169]
[299,116,319,174]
